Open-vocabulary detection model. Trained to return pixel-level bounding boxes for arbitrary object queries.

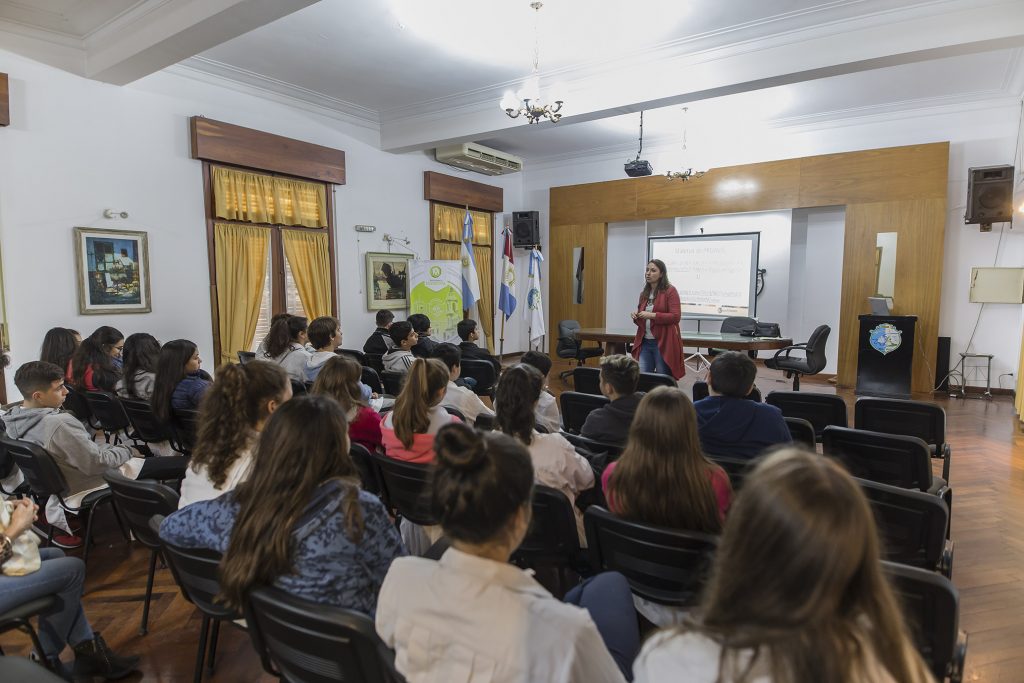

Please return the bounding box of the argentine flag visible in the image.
[461,210,481,309]
[498,228,517,320]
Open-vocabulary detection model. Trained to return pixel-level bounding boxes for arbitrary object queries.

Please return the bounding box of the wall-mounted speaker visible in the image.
[512,210,540,248]
[965,165,1014,230]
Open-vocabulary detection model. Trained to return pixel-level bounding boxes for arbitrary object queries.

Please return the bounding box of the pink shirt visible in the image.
[601,460,732,522]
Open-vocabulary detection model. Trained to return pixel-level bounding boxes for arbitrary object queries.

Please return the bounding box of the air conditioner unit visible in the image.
[435,142,523,176]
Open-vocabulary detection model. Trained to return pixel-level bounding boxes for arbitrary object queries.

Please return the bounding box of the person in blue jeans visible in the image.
[0,497,139,679]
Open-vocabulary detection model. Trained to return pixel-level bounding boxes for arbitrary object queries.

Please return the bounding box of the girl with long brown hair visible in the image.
[312,355,383,453]
[178,361,291,508]
[604,386,731,530]
[160,395,404,614]
[380,357,458,463]
[630,259,684,379]
[634,449,934,683]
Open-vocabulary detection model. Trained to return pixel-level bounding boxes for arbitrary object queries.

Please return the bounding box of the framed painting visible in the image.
[74,227,151,315]
[365,251,411,310]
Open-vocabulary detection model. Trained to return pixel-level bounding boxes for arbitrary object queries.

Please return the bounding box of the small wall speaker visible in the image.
[512,211,540,247]
[965,165,1014,229]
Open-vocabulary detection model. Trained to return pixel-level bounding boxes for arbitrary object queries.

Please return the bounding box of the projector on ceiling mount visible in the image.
[625,159,653,177]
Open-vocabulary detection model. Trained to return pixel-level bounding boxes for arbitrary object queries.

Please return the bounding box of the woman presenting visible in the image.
[631,259,685,379]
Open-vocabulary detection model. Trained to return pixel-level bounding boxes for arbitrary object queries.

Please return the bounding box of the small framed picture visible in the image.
[365,252,411,310]
[74,227,151,315]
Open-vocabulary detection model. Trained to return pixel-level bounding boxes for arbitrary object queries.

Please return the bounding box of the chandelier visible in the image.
[666,107,706,181]
[500,2,563,124]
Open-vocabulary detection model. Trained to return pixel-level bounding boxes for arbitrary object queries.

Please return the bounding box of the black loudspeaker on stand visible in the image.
[512,211,540,248]
[935,336,951,392]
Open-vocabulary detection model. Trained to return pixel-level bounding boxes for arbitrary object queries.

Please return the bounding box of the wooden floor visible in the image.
[2,361,1022,682]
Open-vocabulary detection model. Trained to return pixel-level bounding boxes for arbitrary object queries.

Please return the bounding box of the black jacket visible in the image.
[458,341,501,375]
[580,392,643,445]
[412,335,438,358]
[363,328,395,355]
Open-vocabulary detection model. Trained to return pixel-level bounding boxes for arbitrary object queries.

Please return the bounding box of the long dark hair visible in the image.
[70,326,123,391]
[264,316,308,359]
[392,358,449,449]
[311,356,366,414]
[40,327,80,375]
[120,333,160,399]
[495,363,543,446]
[641,258,671,300]
[191,361,290,489]
[219,395,363,610]
[151,339,198,423]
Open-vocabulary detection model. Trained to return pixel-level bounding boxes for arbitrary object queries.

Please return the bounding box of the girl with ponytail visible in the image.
[380,358,458,463]
[178,361,291,507]
[311,355,383,453]
[376,423,639,683]
[161,395,404,614]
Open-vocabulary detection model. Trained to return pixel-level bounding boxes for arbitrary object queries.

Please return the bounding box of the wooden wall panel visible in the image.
[551,182,638,225]
[799,144,948,206]
[836,199,946,393]
[548,224,608,342]
[0,73,9,127]
[423,171,503,212]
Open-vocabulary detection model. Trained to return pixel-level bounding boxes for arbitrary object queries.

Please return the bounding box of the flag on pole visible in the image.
[498,228,517,320]
[526,248,545,344]
[460,210,481,309]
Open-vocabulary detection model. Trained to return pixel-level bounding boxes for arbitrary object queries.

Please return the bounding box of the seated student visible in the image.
[256,312,293,356]
[363,309,397,355]
[521,350,562,432]
[495,364,595,542]
[115,332,160,400]
[4,362,186,547]
[694,351,790,459]
[376,423,639,683]
[457,318,501,376]
[67,326,124,392]
[408,313,438,358]
[178,361,291,508]
[312,355,384,454]
[633,449,934,683]
[382,321,418,374]
[0,498,140,679]
[263,315,311,382]
[161,395,404,614]
[151,339,212,423]
[303,316,371,398]
[432,342,493,425]
[581,354,643,445]
[380,358,458,463]
[40,327,81,379]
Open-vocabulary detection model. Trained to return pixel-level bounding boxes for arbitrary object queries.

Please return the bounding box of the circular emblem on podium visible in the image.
[869,323,902,355]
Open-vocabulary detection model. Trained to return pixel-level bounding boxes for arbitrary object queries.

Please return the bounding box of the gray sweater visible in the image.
[115,370,156,400]
[2,407,133,496]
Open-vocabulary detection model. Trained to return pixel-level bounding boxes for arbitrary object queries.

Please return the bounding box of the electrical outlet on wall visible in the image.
[354,224,376,232]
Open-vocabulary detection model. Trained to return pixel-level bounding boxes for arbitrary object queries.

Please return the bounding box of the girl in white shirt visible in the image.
[178,361,292,508]
[633,449,935,683]
[495,363,595,542]
[376,424,638,683]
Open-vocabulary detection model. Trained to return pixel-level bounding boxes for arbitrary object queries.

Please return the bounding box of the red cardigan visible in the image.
[630,284,685,379]
[349,406,383,454]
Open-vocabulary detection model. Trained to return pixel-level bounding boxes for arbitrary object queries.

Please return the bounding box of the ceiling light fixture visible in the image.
[666,107,706,181]
[500,2,563,124]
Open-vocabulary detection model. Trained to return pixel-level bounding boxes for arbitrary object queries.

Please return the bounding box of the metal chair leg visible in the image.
[81,506,96,564]
[206,619,221,674]
[193,615,210,683]
[140,549,158,635]
[109,498,130,543]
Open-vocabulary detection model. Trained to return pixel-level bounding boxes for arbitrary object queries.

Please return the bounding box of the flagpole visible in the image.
[499,314,506,363]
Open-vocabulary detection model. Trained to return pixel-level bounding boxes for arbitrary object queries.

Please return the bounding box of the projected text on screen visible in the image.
[649,233,760,318]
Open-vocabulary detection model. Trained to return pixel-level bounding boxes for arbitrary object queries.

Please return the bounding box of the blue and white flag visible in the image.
[460,210,481,309]
[526,248,545,344]
[498,228,517,320]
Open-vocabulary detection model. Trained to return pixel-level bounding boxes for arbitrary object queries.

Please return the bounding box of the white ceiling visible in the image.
[2,0,1023,162]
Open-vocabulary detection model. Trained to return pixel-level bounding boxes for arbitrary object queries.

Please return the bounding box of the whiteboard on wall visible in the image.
[969,267,1024,303]
[649,232,760,318]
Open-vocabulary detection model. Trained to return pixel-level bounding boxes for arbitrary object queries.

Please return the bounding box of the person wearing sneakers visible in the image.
[0,497,140,678]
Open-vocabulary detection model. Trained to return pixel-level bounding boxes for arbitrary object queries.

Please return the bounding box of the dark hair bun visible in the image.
[435,423,486,473]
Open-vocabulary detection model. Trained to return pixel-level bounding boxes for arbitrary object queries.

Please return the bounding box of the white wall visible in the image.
[0,49,524,400]
[790,207,845,374]
[605,221,647,329]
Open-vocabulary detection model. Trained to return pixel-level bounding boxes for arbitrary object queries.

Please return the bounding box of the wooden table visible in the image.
[576,328,794,356]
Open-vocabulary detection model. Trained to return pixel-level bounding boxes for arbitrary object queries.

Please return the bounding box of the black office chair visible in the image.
[84,391,135,445]
[637,372,676,392]
[120,398,175,452]
[883,561,967,683]
[474,413,496,431]
[556,320,603,380]
[859,478,953,578]
[692,381,762,403]
[765,391,848,442]
[336,348,368,366]
[102,471,179,634]
[63,385,100,430]
[709,316,757,359]
[169,409,200,455]
[822,427,949,500]
[361,367,384,396]
[571,367,602,395]
[511,485,589,599]
[558,391,609,434]
[4,436,123,563]
[364,353,385,375]
[0,438,29,497]
[443,405,467,422]
[460,359,497,399]
[584,506,718,607]
[784,417,816,448]
[348,443,382,496]
[237,351,256,365]
[0,595,57,666]
[380,371,405,396]
[764,324,830,390]
[561,431,625,464]
[855,397,953,482]
[154,516,240,683]
[246,586,404,683]
[290,379,308,396]
[0,652,68,681]
[706,454,758,491]
[371,454,437,526]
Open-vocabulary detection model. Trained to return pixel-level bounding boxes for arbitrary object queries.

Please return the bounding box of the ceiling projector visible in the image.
[624,159,653,177]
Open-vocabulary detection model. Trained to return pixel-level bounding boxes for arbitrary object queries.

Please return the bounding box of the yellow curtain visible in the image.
[432,205,495,351]
[433,204,492,245]
[1016,320,1024,421]
[282,229,334,319]
[212,166,327,228]
[214,223,270,365]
